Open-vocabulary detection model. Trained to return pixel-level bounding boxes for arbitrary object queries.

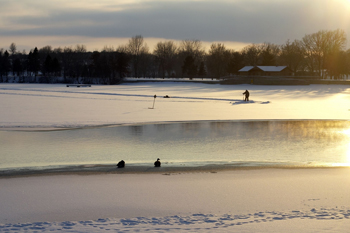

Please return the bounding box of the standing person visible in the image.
[154,158,161,167]
[243,90,250,102]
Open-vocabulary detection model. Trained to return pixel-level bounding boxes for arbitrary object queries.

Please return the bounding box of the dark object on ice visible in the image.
[164,95,170,98]
[149,94,157,109]
[154,158,161,167]
[243,90,250,101]
[117,160,125,168]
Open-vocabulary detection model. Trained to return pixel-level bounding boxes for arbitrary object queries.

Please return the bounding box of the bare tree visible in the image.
[75,44,87,53]
[178,40,205,61]
[241,44,262,66]
[116,45,128,53]
[259,43,280,66]
[153,41,178,78]
[302,29,346,77]
[177,40,205,77]
[280,40,305,74]
[206,43,229,78]
[126,35,149,78]
[39,45,53,55]
[9,43,17,55]
[102,45,115,52]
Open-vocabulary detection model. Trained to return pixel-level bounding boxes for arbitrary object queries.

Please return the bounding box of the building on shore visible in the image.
[238,66,293,76]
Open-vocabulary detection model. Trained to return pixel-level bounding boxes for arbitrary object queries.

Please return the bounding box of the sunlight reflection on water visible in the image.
[1,120,350,170]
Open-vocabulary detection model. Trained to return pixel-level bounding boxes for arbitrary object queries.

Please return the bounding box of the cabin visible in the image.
[238,66,293,76]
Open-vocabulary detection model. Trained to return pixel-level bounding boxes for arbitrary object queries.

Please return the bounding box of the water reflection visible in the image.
[1,120,350,170]
[129,125,144,136]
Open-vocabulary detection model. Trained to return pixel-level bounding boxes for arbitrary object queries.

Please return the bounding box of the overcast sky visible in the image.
[1,0,350,52]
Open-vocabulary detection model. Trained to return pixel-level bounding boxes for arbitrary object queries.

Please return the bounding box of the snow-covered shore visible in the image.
[1,82,350,129]
[1,168,350,232]
[1,82,350,232]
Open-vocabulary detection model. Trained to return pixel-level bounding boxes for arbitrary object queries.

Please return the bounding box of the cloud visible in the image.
[1,0,349,51]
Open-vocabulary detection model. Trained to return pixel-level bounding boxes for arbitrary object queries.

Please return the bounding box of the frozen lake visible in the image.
[1,120,350,172]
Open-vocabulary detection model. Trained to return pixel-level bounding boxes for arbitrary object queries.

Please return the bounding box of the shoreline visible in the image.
[1,168,350,229]
[1,118,350,132]
[1,163,349,179]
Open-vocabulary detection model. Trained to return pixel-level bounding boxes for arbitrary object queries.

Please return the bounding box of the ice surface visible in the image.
[1,82,349,129]
[1,169,350,232]
[1,82,350,232]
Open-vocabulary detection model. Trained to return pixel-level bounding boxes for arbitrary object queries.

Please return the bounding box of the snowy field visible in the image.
[1,82,350,129]
[1,82,350,232]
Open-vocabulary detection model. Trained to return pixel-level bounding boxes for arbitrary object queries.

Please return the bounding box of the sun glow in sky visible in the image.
[1,0,350,52]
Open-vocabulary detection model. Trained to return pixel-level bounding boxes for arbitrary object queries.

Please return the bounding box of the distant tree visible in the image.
[198,61,206,77]
[206,43,229,78]
[116,45,128,53]
[177,40,205,77]
[98,52,113,84]
[0,49,3,82]
[39,45,53,55]
[12,58,23,77]
[27,47,40,78]
[260,43,280,66]
[72,44,89,83]
[51,57,61,77]
[89,50,128,84]
[114,52,129,81]
[2,50,10,82]
[178,40,205,61]
[325,50,349,79]
[126,35,149,78]
[302,29,346,77]
[227,51,244,75]
[241,44,261,66]
[9,43,17,55]
[280,40,305,74]
[153,41,178,78]
[102,45,115,52]
[61,46,74,82]
[182,55,197,77]
[138,53,153,78]
[75,44,87,53]
[43,54,53,77]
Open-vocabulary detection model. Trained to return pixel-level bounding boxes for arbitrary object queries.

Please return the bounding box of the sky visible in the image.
[1,0,350,53]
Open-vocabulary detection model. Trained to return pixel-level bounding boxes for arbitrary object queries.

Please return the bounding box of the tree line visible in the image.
[0,29,349,84]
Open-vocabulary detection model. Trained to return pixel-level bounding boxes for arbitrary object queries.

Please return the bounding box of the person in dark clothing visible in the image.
[243,90,250,101]
[117,160,125,168]
[154,158,161,167]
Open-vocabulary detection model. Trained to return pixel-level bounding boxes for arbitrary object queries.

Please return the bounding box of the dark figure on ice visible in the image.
[117,160,125,168]
[243,90,250,102]
[154,158,161,167]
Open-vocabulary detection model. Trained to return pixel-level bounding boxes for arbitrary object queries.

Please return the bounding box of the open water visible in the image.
[1,120,350,173]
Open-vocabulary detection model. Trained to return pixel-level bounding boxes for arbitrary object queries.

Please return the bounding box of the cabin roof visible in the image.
[239,66,288,72]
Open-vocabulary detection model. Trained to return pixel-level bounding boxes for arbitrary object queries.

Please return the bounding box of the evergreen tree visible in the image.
[13,58,23,77]
[43,54,53,76]
[2,50,10,82]
[28,47,40,77]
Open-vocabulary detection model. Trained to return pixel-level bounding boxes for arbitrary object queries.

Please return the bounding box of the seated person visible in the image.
[117,160,125,168]
[154,158,161,167]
